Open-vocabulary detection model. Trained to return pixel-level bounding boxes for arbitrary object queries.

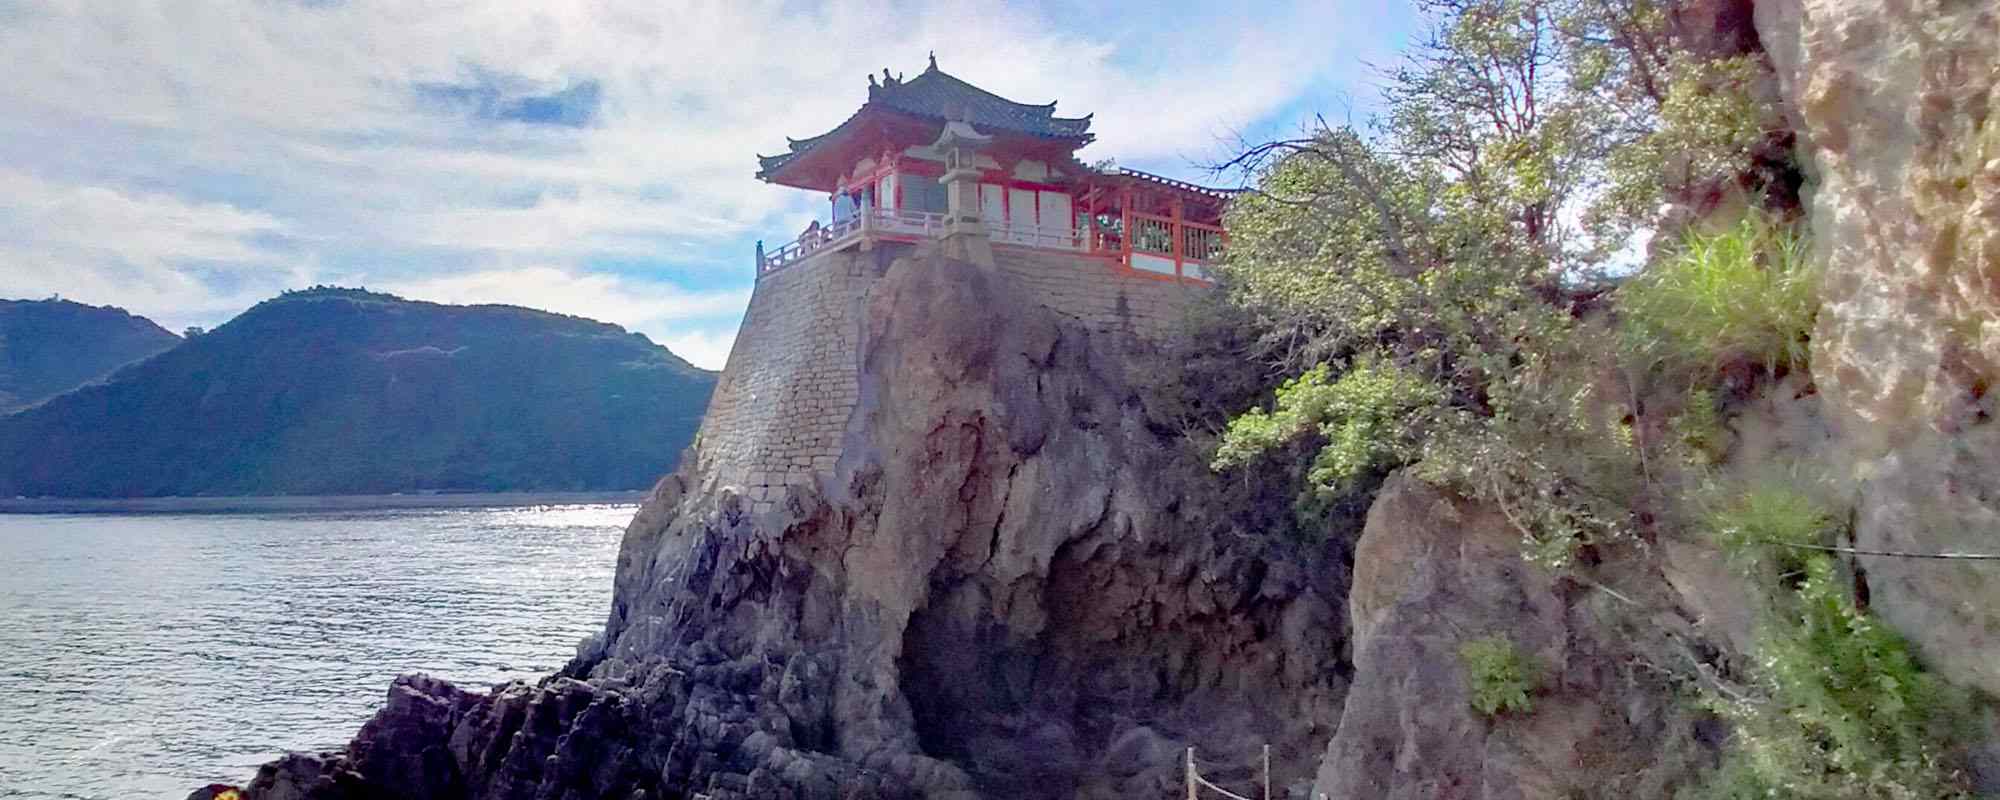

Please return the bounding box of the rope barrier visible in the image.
[1755,538,2000,561]
[1184,745,1272,800]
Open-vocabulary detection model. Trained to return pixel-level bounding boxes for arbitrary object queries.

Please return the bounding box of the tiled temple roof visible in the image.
[757,58,1094,180]
[1106,167,1241,200]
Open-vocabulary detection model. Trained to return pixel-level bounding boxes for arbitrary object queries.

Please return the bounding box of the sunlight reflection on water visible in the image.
[0,504,630,799]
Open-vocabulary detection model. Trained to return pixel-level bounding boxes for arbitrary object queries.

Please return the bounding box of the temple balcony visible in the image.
[754,204,1223,282]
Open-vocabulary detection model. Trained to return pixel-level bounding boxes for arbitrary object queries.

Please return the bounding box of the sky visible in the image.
[0,0,1418,369]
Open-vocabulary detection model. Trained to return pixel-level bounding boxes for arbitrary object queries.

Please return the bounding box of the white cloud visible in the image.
[0,169,284,267]
[657,328,741,372]
[0,0,1398,352]
[0,168,310,330]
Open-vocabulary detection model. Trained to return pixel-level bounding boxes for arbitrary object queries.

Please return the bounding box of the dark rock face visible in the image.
[244,253,1350,799]
[1311,475,1712,800]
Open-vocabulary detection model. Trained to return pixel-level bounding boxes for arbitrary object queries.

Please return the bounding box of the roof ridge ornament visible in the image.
[927,51,938,72]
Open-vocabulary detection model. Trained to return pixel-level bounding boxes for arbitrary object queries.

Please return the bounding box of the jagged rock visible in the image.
[1755,0,2000,697]
[240,250,1349,799]
[1310,474,1710,800]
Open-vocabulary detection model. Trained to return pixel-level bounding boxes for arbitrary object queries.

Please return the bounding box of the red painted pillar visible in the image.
[1119,187,1133,268]
[1171,198,1186,282]
[1086,191,1099,253]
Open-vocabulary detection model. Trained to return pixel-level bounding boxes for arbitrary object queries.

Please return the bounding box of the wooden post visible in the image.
[1186,747,1198,800]
[1263,744,1271,800]
[858,202,874,251]
[1120,186,1134,268]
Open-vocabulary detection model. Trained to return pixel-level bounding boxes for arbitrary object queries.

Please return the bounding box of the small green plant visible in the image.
[1670,388,1725,464]
[1460,635,1538,717]
[1619,213,1818,375]
[1701,478,1836,578]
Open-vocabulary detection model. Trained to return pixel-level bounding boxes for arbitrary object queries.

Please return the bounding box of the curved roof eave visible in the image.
[757,65,1097,182]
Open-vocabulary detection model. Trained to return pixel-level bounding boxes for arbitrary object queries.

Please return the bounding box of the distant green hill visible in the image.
[0,288,718,497]
[0,299,180,413]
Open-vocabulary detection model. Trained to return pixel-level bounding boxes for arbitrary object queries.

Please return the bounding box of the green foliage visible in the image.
[1413,325,1644,570]
[1216,129,1445,369]
[1210,0,1961,795]
[1670,388,1725,464]
[1695,557,1970,799]
[1601,56,1776,234]
[1212,357,1443,502]
[1460,635,1539,716]
[1211,0,1716,561]
[1688,483,1971,799]
[1619,213,1818,375]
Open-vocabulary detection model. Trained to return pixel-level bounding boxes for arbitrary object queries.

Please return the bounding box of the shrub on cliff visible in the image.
[1206,1,1829,567]
[1688,481,1973,799]
[1212,358,1442,504]
[1697,555,1970,800]
[1620,213,1818,377]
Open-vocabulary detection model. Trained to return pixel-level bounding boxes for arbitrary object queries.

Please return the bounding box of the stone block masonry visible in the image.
[692,246,896,509]
[990,244,1195,340]
[694,240,1203,510]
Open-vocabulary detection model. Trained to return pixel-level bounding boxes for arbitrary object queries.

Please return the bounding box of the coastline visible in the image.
[0,490,648,515]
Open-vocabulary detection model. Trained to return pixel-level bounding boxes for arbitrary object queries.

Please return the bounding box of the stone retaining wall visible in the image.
[694,239,1203,509]
[991,244,1195,340]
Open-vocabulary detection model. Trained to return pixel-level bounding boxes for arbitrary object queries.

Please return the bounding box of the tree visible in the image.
[1208,0,1766,562]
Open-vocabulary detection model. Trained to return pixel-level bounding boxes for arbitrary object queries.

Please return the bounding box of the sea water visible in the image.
[0,504,628,799]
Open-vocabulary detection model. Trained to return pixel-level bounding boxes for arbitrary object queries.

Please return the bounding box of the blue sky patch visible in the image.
[418,70,603,129]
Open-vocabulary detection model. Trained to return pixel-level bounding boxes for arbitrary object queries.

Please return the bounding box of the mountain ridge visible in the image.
[0,297,180,413]
[0,286,717,498]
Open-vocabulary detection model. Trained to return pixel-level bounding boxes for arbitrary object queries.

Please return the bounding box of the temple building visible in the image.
[703,57,1234,509]
[754,55,1232,282]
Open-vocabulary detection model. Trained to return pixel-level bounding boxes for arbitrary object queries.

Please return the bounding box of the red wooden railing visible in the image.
[755,206,1221,282]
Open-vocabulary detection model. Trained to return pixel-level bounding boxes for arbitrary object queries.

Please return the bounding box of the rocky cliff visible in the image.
[1756,0,2000,699]
[1302,1,2000,795]
[226,3,2000,796]
[240,251,1348,799]
[1306,474,1715,800]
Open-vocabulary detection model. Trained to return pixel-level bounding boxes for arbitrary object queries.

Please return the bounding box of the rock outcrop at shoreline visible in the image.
[237,251,1350,799]
[222,2,2000,795]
